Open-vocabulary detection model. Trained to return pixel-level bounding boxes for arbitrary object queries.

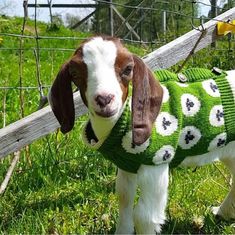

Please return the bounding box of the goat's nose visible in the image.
[95,94,114,108]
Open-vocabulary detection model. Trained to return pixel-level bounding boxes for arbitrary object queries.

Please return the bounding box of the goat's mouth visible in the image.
[95,108,118,118]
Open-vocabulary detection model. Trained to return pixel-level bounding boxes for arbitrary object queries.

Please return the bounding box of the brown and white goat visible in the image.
[49,36,235,234]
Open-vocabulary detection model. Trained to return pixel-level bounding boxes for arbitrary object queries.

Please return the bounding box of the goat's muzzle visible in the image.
[93,93,118,118]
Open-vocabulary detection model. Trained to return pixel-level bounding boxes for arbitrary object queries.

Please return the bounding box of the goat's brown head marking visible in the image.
[49,36,163,145]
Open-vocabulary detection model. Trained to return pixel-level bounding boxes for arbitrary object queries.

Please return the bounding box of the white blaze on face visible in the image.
[82,37,123,115]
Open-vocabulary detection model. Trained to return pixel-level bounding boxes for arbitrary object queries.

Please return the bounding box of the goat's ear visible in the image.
[132,55,163,146]
[49,62,75,134]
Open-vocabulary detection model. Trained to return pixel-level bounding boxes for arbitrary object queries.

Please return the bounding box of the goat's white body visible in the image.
[115,143,235,234]
[116,72,235,235]
[82,40,235,234]
[51,36,235,234]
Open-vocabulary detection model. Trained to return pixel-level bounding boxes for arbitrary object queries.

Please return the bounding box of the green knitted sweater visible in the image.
[83,68,235,173]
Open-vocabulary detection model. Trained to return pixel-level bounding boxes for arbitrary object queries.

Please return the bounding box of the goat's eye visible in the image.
[122,65,133,77]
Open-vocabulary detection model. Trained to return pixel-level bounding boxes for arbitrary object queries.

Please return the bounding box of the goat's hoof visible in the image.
[115,227,135,235]
[211,206,220,216]
[154,225,162,235]
[211,206,225,220]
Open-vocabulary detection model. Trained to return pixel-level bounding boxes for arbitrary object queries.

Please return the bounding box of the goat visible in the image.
[49,36,235,234]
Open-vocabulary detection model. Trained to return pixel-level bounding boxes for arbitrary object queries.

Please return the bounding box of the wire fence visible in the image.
[0,0,234,127]
[0,0,234,199]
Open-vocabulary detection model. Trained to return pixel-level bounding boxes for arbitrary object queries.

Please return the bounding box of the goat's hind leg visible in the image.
[212,154,235,220]
[115,168,137,234]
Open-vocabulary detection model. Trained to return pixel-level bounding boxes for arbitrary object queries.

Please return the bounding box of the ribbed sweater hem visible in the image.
[216,75,235,142]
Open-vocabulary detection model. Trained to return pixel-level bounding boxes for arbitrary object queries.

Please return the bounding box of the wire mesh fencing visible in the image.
[0,0,234,127]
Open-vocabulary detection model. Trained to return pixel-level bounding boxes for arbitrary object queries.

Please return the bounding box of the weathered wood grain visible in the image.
[0,7,235,159]
[0,92,87,158]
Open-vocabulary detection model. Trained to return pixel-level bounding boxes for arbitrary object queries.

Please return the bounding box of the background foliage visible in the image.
[0,1,235,233]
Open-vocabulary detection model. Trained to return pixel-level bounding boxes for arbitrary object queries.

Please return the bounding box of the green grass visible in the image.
[0,15,235,234]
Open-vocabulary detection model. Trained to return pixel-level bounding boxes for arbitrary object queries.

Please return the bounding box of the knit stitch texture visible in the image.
[83,68,235,173]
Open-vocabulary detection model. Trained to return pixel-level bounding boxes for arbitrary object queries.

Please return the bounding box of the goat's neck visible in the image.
[89,114,119,141]
[89,106,125,142]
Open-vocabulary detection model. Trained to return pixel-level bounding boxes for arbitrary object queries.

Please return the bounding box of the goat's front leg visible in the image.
[134,164,169,234]
[115,168,137,234]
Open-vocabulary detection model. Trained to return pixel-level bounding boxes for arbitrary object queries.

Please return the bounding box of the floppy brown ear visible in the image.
[49,62,75,134]
[132,55,163,146]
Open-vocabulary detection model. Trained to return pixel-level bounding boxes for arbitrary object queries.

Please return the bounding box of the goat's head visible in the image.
[49,36,163,145]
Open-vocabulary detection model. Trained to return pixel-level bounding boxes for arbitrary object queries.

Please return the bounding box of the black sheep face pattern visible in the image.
[217,138,226,147]
[156,112,178,136]
[181,94,201,117]
[209,105,224,127]
[186,98,194,111]
[202,79,221,97]
[216,109,224,122]
[179,126,202,150]
[153,145,175,165]
[210,82,218,93]
[122,130,150,154]
[162,117,171,130]
[208,133,227,151]
[185,130,195,144]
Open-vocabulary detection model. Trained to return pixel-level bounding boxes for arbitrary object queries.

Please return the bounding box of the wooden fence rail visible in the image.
[0,7,235,159]
[144,7,235,70]
[0,93,88,158]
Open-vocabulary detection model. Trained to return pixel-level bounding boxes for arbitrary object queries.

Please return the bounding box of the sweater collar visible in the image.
[82,99,131,149]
